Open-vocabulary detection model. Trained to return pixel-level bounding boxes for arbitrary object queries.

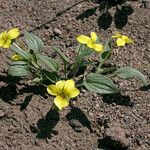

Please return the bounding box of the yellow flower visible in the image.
[0,28,20,48]
[11,53,22,61]
[77,32,103,52]
[112,32,134,46]
[47,79,80,110]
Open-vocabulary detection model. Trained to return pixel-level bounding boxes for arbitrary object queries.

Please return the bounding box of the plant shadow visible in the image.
[0,74,20,103]
[66,106,93,133]
[29,0,86,33]
[0,73,47,110]
[76,6,98,20]
[139,84,150,91]
[97,12,113,30]
[101,93,134,107]
[0,84,18,103]
[18,84,47,110]
[19,84,47,98]
[97,137,128,150]
[20,95,33,111]
[76,0,134,30]
[114,6,133,29]
[35,109,59,139]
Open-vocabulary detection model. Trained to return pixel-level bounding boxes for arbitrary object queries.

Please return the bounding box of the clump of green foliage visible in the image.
[0,28,147,110]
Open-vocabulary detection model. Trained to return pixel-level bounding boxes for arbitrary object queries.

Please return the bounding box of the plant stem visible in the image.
[64,63,67,80]
[70,44,82,77]
[76,83,84,88]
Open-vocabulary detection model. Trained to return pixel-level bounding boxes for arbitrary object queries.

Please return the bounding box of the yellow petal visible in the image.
[68,88,80,98]
[77,35,90,44]
[63,79,75,96]
[122,36,134,44]
[54,96,69,110]
[64,80,79,98]
[93,44,104,52]
[112,32,121,38]
[3,39,11,48]
[0,31,7,39]
[0,38,5,46]
[0,32,4,38]
[65,79,75,88]
[90,32,97,43]
[55,80,66,94]
[116,38,125,46]
[87,40,95,49]
[7,28,20,39]
[11,54,21,61]
[47,85,58,96]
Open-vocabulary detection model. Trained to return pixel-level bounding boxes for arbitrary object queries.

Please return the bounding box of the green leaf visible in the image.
[38,54,59,72]
[32,77,42,83]
[104,40,112,52]
[29,50,37,62]
[101,51,111,60]
[7,65,29,77]
[79,47,93,57]
[100,40,112,60]
[76,43,82,53]
[84,74,119,94]
[42,70,58,83]
[53,47,69,64]
[10,61,27,65]
[116,67,147,86]
[24,31,44,53]
[11,44,29,60]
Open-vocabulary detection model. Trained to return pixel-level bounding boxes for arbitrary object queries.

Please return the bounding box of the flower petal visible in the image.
[55,80,66,94]
[3,39,11,48]
[7,28,20,39]
[116,38,125,46]
[47,85,58,96]
[77,35,90,44]
[54,96,69,110]
[122,36,134,44]
[68,88,80,98]
[0,31,8,47]
[0,32,4,38]
[61,79,80,98]
[11,54,22,61]
[0,31,7,39]
[65,79,75,88]
[87,40,95,49]
[0,38,5,46]
[90,32,97,43]
[93,44,103,52]
[112,32,121,38]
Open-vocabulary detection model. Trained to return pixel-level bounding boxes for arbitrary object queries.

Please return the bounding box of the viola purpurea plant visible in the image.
[0,28,148,110]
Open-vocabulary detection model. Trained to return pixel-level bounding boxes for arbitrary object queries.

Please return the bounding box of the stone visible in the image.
[0,110,5,118]
[53,28,63,36]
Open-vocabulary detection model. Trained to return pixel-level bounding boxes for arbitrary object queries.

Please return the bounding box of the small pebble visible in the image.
[53,28,62,36]
[0,110,5,118]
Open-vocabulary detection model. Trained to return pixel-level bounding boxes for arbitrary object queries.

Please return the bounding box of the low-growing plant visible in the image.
[0,28,148,110]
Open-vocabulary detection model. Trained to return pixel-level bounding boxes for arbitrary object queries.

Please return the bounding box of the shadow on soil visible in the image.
[76,0,134,30]
[101,93,134,107]
[97,137,128,150]
[28,0,85,33]
[20,95,33,111]
[66,106,93,133]
[19,84,47,111]
[30,106,92,139]
[35,109,59,139]
[0,74,20,103]
[139,84,150,91]
[0,74,47,109]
